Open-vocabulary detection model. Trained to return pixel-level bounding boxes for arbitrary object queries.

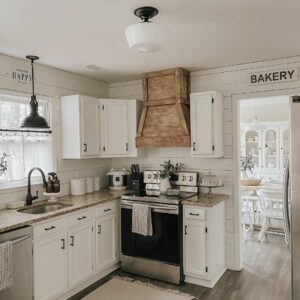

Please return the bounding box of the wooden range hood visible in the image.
[136,67,191,148]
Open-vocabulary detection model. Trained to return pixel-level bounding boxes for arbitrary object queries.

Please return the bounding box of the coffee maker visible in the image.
[129,164,144,191]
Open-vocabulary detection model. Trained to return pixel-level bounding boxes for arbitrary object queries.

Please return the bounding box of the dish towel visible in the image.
[132,203,153,236]
[0,241,13,292]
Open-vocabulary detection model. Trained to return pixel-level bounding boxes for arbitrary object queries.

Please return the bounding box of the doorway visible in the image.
[236,95,291,298]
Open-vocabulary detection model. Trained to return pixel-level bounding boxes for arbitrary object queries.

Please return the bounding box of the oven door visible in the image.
[121,200,182,265]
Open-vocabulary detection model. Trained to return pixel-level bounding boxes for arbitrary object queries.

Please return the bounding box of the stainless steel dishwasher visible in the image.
[0,226,32,300]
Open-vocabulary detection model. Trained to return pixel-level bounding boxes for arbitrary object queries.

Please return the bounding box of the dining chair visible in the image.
[241,190,256,240]
[257,189,285,242]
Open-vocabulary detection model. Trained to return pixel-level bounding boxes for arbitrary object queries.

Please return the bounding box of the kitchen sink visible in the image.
[18,203,72,214]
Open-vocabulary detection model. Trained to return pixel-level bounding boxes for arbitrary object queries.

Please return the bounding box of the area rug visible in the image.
[82,276,197,300]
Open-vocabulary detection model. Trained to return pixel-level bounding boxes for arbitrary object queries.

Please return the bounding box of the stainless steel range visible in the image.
[120,171,198,284]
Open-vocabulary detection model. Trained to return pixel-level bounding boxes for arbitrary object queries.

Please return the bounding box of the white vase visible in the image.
[159,177,171,194]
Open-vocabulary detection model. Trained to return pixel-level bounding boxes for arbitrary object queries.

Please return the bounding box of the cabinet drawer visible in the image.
[96,202,115,217]
[184,207,206,221]
[33,217,66,239]
[67,208,94,227]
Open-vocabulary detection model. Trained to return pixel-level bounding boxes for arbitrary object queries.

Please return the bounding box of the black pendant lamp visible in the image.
[20,55,50,128]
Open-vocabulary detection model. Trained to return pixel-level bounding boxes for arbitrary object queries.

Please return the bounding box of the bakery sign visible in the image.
[11,67,31,85]
[248,68,298,86]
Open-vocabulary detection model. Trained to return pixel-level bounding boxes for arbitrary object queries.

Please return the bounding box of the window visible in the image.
[0,93,53,185]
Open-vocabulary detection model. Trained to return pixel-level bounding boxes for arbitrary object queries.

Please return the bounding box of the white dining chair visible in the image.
[240,190,256,240]
[257,189,285,242]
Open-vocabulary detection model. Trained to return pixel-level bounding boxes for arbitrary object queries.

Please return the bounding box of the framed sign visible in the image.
[248,68,298,86]
[11,67,31,85]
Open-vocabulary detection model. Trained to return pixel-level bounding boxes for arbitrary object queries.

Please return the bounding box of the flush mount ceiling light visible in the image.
[20,55,50,129]
[125,6,164,53]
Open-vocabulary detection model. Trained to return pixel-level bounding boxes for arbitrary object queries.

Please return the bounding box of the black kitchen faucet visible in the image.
[26,167,47,205]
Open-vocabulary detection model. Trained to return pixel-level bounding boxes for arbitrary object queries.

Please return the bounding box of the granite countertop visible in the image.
[0,188,128,234]
[182,193,229,207]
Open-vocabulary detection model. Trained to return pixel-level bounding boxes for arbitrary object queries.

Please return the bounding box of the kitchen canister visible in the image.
[93,176,100,191]
[70,178,86,196]
[85,177,94,193]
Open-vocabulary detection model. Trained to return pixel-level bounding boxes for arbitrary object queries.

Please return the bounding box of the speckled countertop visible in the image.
[182,193,229,207]
[0,188,128,233]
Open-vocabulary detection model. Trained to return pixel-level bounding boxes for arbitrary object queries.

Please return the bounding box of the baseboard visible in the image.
[56,262,120,300]
[185,268,226,288]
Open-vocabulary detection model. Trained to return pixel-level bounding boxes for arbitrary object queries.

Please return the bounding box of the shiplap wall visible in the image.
[109,56,300,269]
[0,54,111,208]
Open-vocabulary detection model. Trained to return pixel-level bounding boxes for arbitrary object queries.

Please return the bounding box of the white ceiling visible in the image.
[1,0,300,82]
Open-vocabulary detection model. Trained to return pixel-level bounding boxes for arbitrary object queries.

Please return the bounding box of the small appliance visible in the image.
[107,167,129,190]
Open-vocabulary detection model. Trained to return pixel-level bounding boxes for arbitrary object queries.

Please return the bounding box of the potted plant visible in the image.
[155,160,184,194]
[240,154,262,186]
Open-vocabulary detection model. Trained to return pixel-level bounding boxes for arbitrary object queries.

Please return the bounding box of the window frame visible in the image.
[0,89,57,190]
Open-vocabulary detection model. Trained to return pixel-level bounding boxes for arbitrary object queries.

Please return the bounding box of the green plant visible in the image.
[240,154,256,174]
[0,152,10,176]
[155,160,184,180]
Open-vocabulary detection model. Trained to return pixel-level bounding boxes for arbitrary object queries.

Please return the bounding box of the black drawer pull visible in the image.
[77,216,87,221]
[189,213,200,216]
[70,235,74,246]
[185,225,188,235]
[104,208,111,212]
[98,225,101,234]
[45,226,56,231]
[61,238,65,250]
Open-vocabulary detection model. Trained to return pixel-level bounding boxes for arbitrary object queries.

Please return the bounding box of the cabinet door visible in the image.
[101,101,129,156]
[95,214,116,272]
[280,126,289,170]
[184,221,207,277]
[81,97,100,157]
[68,222,95,288]
[262,127,280,171]
[33,232,67,300]
[191,94,213,155]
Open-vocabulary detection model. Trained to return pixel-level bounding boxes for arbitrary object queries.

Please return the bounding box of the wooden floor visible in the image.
[70,232,291,300]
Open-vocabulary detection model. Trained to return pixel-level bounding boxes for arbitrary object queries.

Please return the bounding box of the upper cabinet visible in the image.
[61,95,141,159]
[190,91,224,158]
[99,99,141,157]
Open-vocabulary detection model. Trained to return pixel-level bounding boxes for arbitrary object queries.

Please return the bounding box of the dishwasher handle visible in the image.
[0,234,31,245]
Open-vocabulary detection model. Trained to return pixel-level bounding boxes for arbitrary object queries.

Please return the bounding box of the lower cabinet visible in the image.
[68,221,95,288]
[184,220,207,277]
[32,201,118,300]
[183,202,226,288]
[33,232,68,300]
[96,214,117,272]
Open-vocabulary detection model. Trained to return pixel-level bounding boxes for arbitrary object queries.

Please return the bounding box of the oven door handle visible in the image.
[121,201,177,211]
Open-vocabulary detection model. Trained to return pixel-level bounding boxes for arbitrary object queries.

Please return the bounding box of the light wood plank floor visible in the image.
[71,232,291,300]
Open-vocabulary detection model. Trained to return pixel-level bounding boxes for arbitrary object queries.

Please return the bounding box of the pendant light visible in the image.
[20,55,50,129]
[245,99,267,131]
[125,6,164,53]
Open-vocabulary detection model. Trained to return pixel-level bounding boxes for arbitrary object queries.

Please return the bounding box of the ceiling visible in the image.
[0,0,300,83]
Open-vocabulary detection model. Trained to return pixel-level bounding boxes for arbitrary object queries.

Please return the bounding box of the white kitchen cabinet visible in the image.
[68,221,95,288]
[241,121,289,176]
[183,200,225,288]
[184,220,207,277]
[61,96,142,159]
[32,202,120,300]
[95,214,117,271]
[33,231,67,300]
[190,91,224,158]
[61,95,100,159]
[99,99,142,157]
